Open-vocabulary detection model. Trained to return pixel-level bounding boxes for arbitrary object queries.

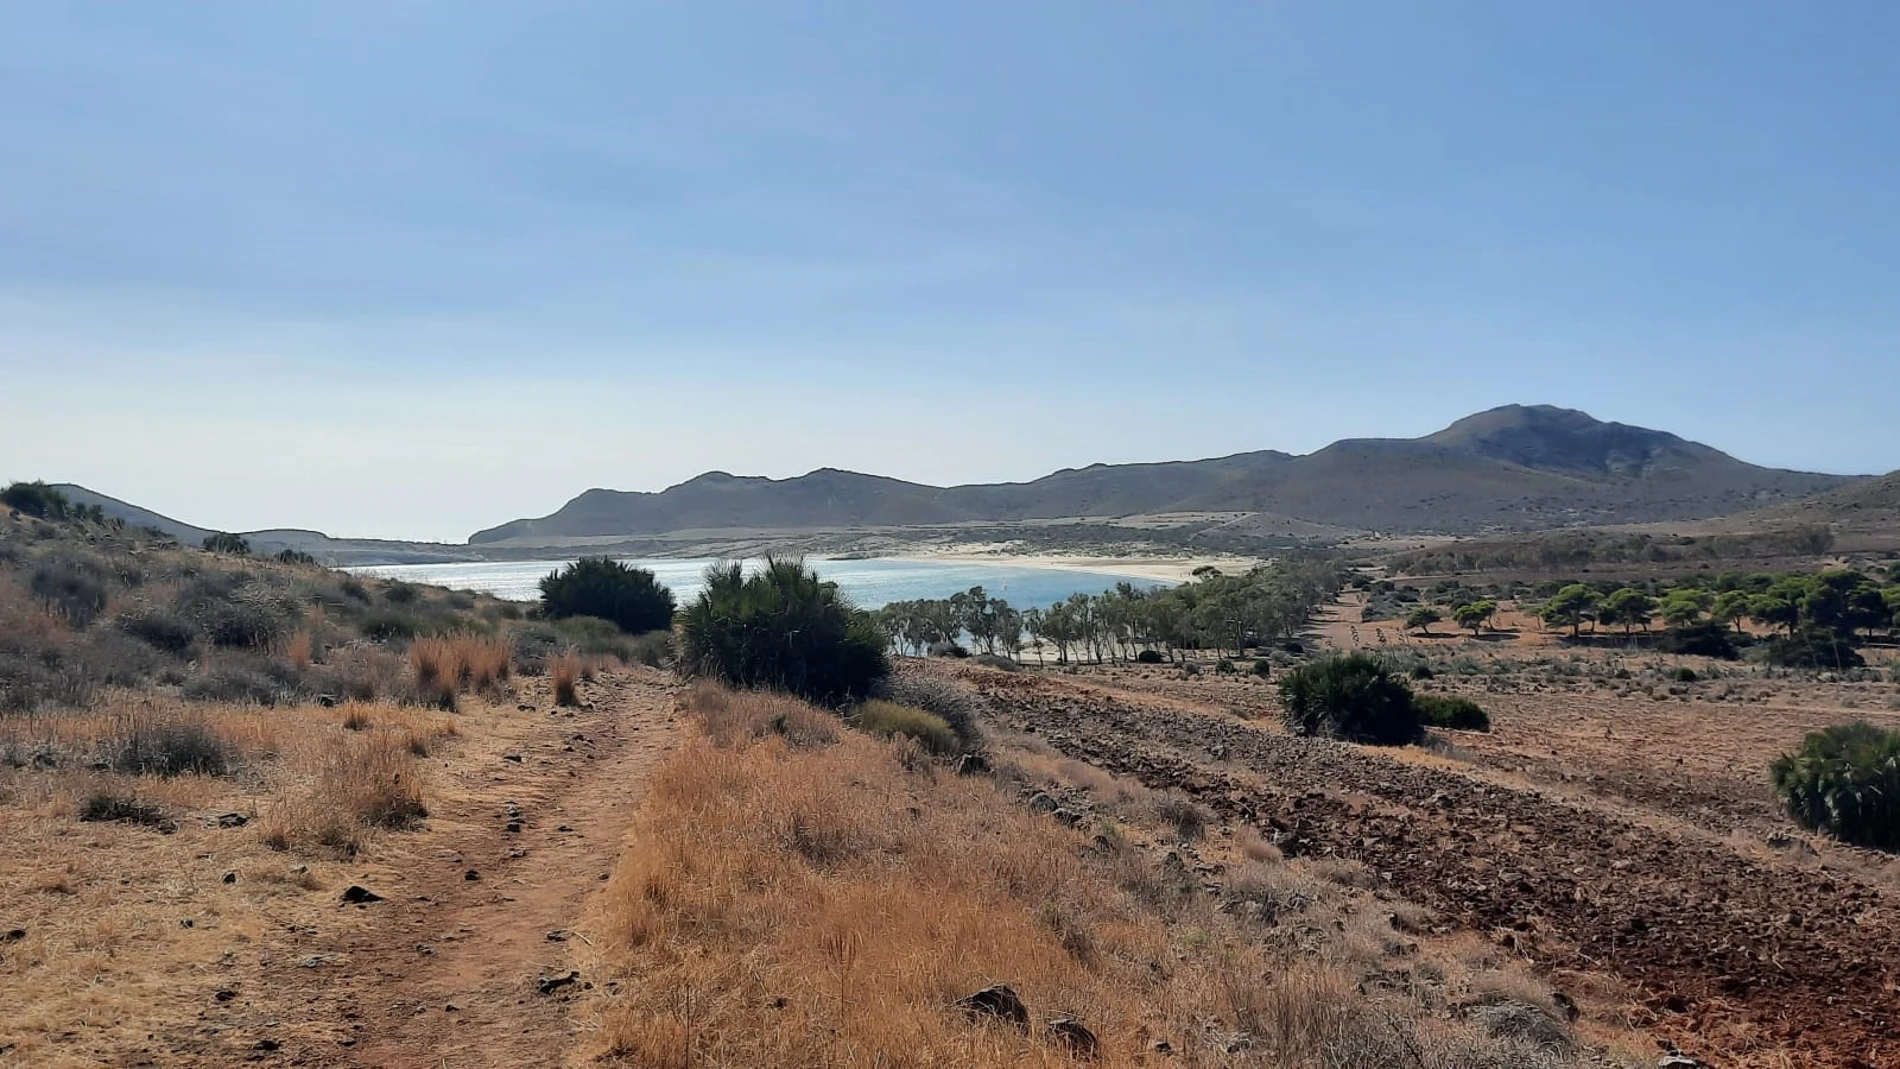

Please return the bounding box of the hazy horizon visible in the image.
[6,2,1897,541]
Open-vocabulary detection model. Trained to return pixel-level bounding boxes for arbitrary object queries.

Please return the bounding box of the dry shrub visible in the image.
[583,688,1593,1067]
[1235,824,1281,863]
[551,651,584,707]
[408,632,513,707]
[109,709,237,777]
[263,714,441,855]
[286,629,314,670]
[683,683,837,749]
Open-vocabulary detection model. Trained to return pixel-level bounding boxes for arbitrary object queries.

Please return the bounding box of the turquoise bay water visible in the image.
[350,557,1173,610]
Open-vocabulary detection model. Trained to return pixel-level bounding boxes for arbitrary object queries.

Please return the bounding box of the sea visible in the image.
[347,557,1174,611]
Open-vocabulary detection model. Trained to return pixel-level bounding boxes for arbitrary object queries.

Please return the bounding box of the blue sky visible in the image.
[3,2,1896,540]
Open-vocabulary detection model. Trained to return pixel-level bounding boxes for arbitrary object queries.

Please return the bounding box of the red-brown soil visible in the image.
[939,662,1900,1068]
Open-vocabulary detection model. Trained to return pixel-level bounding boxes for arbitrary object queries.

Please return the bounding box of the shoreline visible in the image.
[889,549,1244,584]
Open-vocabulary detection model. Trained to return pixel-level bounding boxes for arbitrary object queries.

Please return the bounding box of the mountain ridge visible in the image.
[472,405,1863,544]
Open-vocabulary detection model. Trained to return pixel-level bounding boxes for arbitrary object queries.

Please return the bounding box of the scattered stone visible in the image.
[1551,990,1580,1022]
[1047,1016,1098,1058]
[445,1002,461,1012]
[1658,1057,1700,1069]
[316,694,338,708]
[340,885,383,905]
[214,989,236,1002]
[300,956,325,968]
[556,824,573,832]
[537,970,581,995]
[502,752,523,763]
[2,929,25,943]
[464,869,481,882]
[954,984,1029,1029]
[517,704,534,712]
[505,821,523,834]
[253,1038,280,1052]
[214,813,249,828]
[1026,792,1059,815]
[290,864,308,875]
[954,752,992,776]
[1150,1039,1175,1055]
[545,930,569,942]
[180,918,194,928]
[222,872,238,884]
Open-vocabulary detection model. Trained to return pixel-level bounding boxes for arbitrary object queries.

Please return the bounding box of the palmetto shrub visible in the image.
[1771,722,1900,851]
[1277,654,1422,745]
[678,557,888,707]
[539,557,675,635]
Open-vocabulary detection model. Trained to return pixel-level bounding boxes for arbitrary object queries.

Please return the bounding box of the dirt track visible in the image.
[946,664,1900,1069]
[182,669,680,1068]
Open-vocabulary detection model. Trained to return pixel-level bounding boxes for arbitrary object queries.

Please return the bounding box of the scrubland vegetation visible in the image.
[585,684,1613,1067]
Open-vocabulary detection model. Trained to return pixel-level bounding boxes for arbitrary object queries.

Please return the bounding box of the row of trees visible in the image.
[1534,569,1900,641]
[875,562,1343,665]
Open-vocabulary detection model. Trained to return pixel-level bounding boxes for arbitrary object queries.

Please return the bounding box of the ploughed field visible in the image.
[929,661,1900,1068]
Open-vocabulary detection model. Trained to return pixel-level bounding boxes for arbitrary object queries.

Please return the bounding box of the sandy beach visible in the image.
[897,545,1251,584]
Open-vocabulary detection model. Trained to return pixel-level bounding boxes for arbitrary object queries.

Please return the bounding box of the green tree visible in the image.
[677,557,888,706]
[538,557,675,634]
[1658,588,1712,629]
[1600,588,1656,636]
[1711,590,1752,633]
[1404,606,1442,635]
[1450,599,1496,635]
[1538,584,1600,638]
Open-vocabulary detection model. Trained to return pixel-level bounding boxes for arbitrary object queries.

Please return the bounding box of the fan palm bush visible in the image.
[1277,654,1422,745]
[1771,722,1900,850]
[539,557,676,635]
[678,557,888,706]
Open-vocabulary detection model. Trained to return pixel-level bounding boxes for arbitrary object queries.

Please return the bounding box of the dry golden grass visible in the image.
[259,703,453,856]
[0,695,457,1065]
[407,632,514,709]
[550,650,584,707]
[584,687,1613,1068]
[286,628,314,670]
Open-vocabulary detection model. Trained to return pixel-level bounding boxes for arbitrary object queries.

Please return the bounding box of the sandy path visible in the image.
[200,668,679,1067]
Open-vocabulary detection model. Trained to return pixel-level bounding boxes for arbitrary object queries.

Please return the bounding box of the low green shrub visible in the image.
[1134,649,1166,665]
[972,653,1019,672]
[1657,622,1740,660]
[1415,693,1491,732]
[1771,722,1900,850]
[117,610,198,655]
[358,612,422,643]
[114,717,236,776]
[1673,666,1699,683]
[852,700,959,757]
[30,561,108,628]
[1761,629,1864,670]
[1215,658,1237,675]
[552,615,636,658]
[874,669,985,751]
[1277,654,1422,746]
[78,792,169,827]
[1251,658,1272,678]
